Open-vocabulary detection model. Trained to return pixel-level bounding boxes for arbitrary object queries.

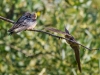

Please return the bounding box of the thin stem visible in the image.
[0,15,99,51]
[0,16,15,24]
[28,29,94,50]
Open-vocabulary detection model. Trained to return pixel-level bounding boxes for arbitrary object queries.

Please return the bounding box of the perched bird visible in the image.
[64,27,81,72]
[8,12,37,34]
[45,27,81,72]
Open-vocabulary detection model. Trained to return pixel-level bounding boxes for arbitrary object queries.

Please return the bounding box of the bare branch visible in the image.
[28,29,92,50]
[0,16,15,24]
[0,15,99,51]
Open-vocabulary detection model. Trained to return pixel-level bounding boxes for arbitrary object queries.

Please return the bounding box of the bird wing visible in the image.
[45,27,72,38]
[65,35,81,72]
[16,12,31,24]
[65,28,81,72]
[45,27,67,34]
[12,15,27,29]
[46,27,81,72]
[70,43,81,72]
[8,18,29,32]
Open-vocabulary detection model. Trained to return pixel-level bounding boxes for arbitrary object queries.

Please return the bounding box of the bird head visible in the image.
[24,12,31,18]
[31,13,37,20]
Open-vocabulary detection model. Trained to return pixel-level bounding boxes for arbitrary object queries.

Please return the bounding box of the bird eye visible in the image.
[26,15,30,18]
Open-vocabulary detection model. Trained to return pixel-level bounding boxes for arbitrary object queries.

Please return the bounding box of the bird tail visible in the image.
[8,29,14,35]
[71,45,81,72]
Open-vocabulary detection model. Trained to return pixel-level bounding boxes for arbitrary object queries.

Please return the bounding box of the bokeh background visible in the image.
[0,0,100,75]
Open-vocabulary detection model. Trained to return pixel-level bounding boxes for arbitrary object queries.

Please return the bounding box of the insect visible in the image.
[8,12,37,34]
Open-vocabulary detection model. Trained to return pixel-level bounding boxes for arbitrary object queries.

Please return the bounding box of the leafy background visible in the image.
[0,0,100,75]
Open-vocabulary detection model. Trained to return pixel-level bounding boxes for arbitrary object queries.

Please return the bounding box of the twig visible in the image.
[0,15,99,51]
[0,16,15,24]
[29,29,97,50]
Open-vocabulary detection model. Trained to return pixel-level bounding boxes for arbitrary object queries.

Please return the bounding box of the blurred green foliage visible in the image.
[0,0,100,75]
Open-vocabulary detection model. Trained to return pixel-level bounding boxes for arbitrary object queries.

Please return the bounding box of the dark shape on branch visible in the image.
[65,27,81,72]
[0,16,99,50]
[8,12,37,34]
[46,27,81,72]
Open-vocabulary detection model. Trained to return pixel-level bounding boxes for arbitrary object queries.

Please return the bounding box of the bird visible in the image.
[64,27,81,72]
[8,12,37,34]
[45,27,81,72]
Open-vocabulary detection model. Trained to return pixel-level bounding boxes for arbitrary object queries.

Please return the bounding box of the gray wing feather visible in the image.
[8,19,29,32]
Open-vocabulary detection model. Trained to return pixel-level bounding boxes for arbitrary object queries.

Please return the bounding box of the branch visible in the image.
[29,29,99,50]
[0,16,15,24]
[0,15,99,51]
